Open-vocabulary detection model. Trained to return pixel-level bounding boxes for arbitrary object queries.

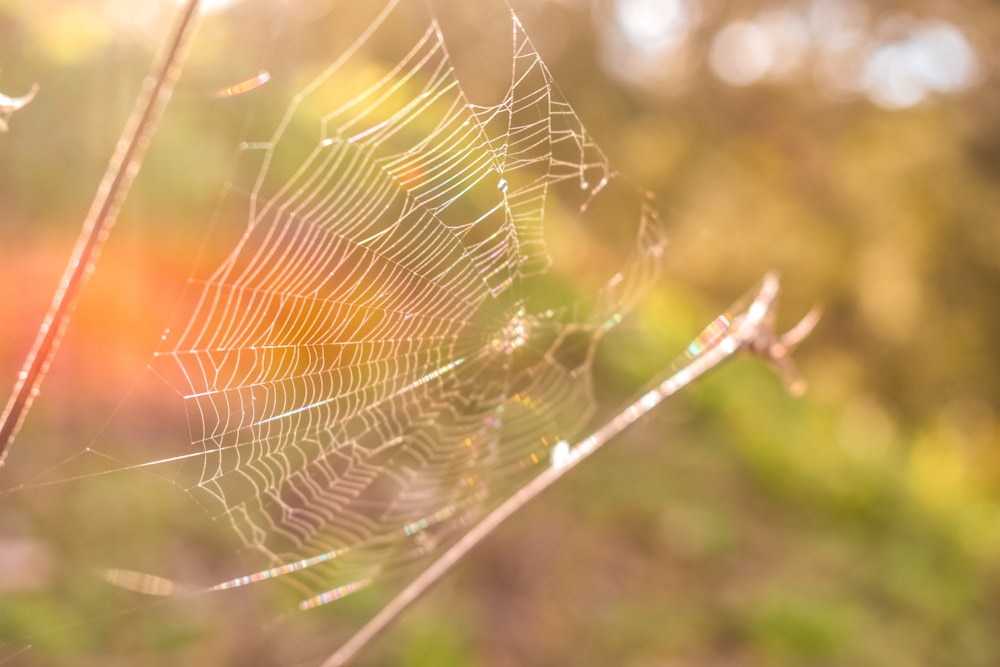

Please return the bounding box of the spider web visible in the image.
[130,0,666,611]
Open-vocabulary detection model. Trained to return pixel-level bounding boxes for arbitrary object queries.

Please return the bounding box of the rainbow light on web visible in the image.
[686,313,734,359]
[211,547,351,591]
[215,70,270,98]
[402,487,489,536]
[299,578,374,610]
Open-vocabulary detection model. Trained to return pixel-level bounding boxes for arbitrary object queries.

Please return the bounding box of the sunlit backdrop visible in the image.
[0,0,998,665]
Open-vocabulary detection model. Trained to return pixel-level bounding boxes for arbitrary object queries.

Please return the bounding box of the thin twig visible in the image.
[0,0,203,465]
[322,272,819,667]
[0,81,38,132]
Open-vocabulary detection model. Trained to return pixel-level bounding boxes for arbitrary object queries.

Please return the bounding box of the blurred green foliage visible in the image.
[0,0,998,666]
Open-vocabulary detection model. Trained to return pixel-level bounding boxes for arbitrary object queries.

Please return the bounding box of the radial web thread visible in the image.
[149,0,667,608]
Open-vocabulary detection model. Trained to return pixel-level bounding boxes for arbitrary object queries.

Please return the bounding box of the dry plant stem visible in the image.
[0,0,203,466]
[323,273,818,667]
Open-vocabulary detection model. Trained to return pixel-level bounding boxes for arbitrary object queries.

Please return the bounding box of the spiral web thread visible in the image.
[143,0,667,610]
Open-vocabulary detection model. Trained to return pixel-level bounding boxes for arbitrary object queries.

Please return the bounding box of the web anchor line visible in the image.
[321,271,819,667]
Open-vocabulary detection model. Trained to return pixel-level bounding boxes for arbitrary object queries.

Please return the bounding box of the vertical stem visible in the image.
[0,0,203,465]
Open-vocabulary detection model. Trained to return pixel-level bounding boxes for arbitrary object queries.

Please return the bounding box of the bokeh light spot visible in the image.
[755,9,811,80]
[862,20,979,109]
[614,0,698,54]
[709,21,774,86]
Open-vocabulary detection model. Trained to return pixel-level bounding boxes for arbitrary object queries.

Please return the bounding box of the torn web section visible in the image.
[147,0,667,613]
[467,13,613,280]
